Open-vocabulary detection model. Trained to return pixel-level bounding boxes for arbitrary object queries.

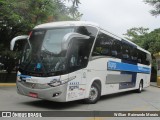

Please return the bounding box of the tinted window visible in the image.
[130,48,138,62]
[92,31,150,65]
[146,53,151,65]
[92,32,113,56]
[112,39,121,58]
[139,51,151,65]
[68,38,94,72]
[76,26,98,38]
[137,50,144,64]
[121,42,131,60]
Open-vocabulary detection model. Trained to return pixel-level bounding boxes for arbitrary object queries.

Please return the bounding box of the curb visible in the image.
[150,84,160,88]
[0,83,16,87]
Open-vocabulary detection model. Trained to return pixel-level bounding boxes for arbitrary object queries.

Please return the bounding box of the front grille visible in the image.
[20,81,51,89]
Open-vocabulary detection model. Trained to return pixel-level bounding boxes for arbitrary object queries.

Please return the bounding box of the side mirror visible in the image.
[10,35,29,51]
[62,32,90,50]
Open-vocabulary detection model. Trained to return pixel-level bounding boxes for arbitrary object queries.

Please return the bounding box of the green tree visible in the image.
[123,27,149,41]
[0,0,81,51]
[67,0,80,7]
[54,0,82,21]
[0,0,81,73]
[124,27,160,79]
[145,0,160,16]
[123,27,149,47]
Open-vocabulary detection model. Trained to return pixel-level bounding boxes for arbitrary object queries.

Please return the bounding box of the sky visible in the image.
[78,0,160,37]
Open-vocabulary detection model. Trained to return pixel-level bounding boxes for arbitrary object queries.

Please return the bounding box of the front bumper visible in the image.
[16,81,68,102]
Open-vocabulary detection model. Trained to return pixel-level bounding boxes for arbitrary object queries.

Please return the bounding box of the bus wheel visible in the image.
[84,83,100,104]
[137,80,143,93]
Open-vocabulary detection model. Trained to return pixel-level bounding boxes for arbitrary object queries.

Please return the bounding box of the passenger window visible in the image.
[122,42,130,60]
[112,40,121,58]
[92,32,112,56]
[146,54,151,65]
[68,38,94,72]
[137,50,142,64]
[130,48,138,62]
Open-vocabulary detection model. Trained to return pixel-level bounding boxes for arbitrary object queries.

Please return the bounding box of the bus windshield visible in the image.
[20,27,74,76]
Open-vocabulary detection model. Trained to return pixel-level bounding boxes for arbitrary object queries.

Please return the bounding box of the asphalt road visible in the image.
[0,86,160,111]
[0,86,160,120]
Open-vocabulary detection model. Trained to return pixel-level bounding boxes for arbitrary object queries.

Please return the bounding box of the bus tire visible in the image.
[84,82,101,104]
[137,80,143,93]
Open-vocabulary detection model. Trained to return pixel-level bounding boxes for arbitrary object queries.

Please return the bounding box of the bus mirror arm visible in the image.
[62,32,90,50]
[10,35,30,51]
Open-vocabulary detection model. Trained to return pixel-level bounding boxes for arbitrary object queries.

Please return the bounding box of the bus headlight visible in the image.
[48,76,76,87]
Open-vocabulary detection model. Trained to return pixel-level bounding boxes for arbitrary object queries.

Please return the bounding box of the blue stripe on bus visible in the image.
[17,74,31,78]
[107,61,151,74]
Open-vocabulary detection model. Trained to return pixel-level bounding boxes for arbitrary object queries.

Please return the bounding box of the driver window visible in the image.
[70,47,79,67]
[69,39,92,72]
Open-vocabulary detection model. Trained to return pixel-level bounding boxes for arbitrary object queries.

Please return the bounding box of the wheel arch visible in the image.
[85,78,102,98]
[92,79,102,95]
[140,79,144,88]
[84,79,102,103]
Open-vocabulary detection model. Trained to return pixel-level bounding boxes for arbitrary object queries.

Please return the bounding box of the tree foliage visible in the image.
[145,0,160,16]
[0,0,81,52]
[124,27,160,73]
[0,0,81,72]
[123,27,149,41]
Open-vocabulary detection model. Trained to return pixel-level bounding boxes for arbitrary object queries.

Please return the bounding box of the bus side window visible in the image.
[141,52,150,65]
[112,39,121,58]
[122,43,130,60]
[142,52,146,64]
[92,32,112,57]
[130,48,138,63]
[137,50,142,63]
[146,53,151,65]
[137,50,151,65]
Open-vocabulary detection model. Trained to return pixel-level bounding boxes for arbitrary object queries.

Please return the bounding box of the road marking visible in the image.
[0,83,16,86]
[88,117,104,120]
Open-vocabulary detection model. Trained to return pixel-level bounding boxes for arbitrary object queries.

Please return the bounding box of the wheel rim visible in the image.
[89,86,98,101]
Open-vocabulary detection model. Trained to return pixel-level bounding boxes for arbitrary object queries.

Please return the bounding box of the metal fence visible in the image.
[0,71,16,83]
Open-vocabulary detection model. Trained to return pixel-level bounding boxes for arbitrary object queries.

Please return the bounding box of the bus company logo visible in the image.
[108,61,117,70]
[69,85,79,91]
[2,112,11,117]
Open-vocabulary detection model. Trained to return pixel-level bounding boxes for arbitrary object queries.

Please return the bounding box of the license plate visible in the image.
[29,92,38,98]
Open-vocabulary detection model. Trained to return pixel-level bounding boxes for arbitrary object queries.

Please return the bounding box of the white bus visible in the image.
[10,21,151,104]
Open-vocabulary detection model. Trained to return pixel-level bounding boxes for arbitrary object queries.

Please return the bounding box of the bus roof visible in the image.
[34,21,150,55]
[34,21,99,29]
